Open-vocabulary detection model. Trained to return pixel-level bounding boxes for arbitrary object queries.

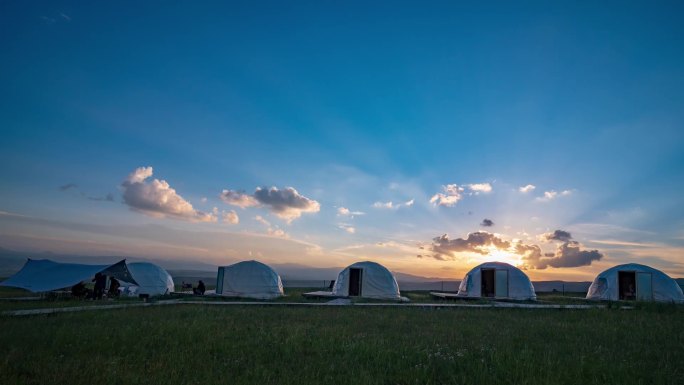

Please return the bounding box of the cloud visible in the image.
[481,218,494,227]
[60,183,114,202]
[221,186,320,223]
[267,228,289,238]
[419,231,511,260]
[121,166,216,222]
[542,229,573,242]
[254,215,271,227]
[59,183,78,191]
[372,199,414,210]
[521,241,604,270]
[519,184,536,193]
[468,183,492,194]
[430,184,464,207]
[337,207,365,216]
[536,190,572,202]
[419,229,604,270]
[59,12,71,22]
[338,224,356,234]
[521,229,604,269]
[430,183,492,206]
[221,210,239,224]
[219,189,259,208]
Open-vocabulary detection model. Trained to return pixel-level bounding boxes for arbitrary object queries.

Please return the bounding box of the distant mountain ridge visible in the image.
[0,246,675,292]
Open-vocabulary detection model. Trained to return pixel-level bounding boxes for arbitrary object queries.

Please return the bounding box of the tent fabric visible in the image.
[332,261,402,300]
[120,262,175,296]
[586,263,684,303]
[457,261,536,300]
[216,260,284,299]
[0,259,137,293]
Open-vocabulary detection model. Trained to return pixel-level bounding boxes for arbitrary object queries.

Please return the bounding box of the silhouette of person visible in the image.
[92,272,107,299]
[193,280,206,295]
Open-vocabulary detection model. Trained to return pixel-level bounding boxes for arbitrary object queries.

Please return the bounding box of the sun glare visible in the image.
[484,247,521,266]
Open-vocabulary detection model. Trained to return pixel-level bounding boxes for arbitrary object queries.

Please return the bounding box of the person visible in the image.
[108,277,121,297]
[71,281,89,298]
[92,272,107,299]
[193,280,206,295]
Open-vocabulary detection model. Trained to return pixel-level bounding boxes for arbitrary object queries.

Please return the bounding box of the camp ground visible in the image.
[2,259,684,385]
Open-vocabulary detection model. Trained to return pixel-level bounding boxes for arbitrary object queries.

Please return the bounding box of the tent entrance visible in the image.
[481,269,495,297]
[348,268,362,296]
[636,272,653,301]
[618,271,636,300]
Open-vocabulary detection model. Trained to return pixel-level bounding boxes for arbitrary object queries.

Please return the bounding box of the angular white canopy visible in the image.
[121,262,175,296]
[216,260,284,299]
[457,261,536,300]
[332,261,402,300]
[0,259,137,293]
[586,263,684,303]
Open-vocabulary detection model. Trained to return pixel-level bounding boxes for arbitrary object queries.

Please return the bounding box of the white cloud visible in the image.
[372,199,414,210]
[254,215,271,227]
[221,210,239,224]
[267,228,289,238]
[220,186,320,223]
[536,189,573,202]
[373,201,395,209]
[121,166,216,222]
[337,207,365,216]
[519,184,536,193]
[430,184,464,207]
[467,183,492,194]
[338,224,356,234]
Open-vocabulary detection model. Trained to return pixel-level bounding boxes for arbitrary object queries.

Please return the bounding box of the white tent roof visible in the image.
[332,261,402,299]
[122,262,175,296]
[0,259,137,293]
[586,263,684,303]
[457,261,536,300]
[216,260,284,299]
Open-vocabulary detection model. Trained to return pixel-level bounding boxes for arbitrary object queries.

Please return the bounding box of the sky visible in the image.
[1,1,683,281]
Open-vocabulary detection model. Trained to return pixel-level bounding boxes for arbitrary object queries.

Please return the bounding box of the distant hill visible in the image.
[0,246,639,293]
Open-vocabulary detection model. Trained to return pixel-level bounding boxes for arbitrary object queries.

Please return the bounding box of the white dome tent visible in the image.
[456,261,536,300]
[331,261,403,300]
[121,262,175,296]
[586,263,684,303]
[215,260,284,299]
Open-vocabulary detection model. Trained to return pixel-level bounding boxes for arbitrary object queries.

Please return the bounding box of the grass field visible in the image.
[1,296,683,385]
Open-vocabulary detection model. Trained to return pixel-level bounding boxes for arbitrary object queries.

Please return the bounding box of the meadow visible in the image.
[1,290,682,385]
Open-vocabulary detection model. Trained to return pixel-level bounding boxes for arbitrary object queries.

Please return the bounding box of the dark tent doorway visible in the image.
[348,268,362,296]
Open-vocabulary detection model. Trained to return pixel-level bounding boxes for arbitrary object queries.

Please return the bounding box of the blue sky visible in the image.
[1,1,683,280]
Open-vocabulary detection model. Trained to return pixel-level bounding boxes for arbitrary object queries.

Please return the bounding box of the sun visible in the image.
[484,247,521,266]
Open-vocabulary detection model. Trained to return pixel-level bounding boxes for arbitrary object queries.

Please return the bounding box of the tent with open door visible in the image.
[456,261,536,300]
[215,260,284,299]
[331,261,403,300]
[0,258,137,292]
[586,263,683,303]
[120,262,175,296]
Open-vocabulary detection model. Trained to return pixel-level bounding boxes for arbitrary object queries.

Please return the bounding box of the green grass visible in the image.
[1,304,683,385]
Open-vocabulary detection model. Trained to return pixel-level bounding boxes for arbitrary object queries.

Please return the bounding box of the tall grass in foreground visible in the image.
[1,305,683,385]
